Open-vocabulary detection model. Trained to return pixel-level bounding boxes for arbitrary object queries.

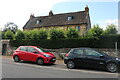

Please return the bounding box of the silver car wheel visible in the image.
[37,58,44,65]
[107,63,117,72]
[14,56,20,62]
[67,60,75,69]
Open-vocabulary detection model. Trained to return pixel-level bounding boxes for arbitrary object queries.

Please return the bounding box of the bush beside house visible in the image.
[2,24,119,49]
[10,35,120,49]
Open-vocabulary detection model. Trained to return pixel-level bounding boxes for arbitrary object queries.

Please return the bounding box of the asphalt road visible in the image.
[1,56,119,78]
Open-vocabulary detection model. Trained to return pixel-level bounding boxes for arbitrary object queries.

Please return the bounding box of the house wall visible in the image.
[23,24,88,35]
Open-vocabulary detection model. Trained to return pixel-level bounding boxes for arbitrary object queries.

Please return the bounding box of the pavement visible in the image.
[1,56,119,78]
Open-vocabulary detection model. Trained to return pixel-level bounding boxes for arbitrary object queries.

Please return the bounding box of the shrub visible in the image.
[50,29,65,39]
[66,28,79,38]
[10,35,120,49]
[4,30,14,39]
[15,30,25,40]
[1,32,5,39]
[96,34,118,48]
[30,30,39,40]
[37,29,48,39]
[104,24,117,35]
[24,31,31,39]
[0,31,2,39]
[87,24,103,39]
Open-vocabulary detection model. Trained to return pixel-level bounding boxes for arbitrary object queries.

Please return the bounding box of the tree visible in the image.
[87,24,103,39]
[0,31,2,39]
[104,24,117,35]
[15,30,25,40]
[37,29,48,39]
[4,30,14,39]
[24,29,48,40]
[30,30,39,40]
[50,29,65,39]
[24,31,31,39]
[66,28,79,38]
[1,32,5,39]
[3,22,18,33]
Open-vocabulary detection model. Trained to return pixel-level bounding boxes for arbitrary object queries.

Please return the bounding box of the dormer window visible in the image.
[67,16,73,20]
[36,20,41,24]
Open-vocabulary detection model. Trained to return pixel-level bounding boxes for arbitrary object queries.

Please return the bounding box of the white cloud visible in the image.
[105,19,118,25]
[95,19,118,30]
[0,0,67,30]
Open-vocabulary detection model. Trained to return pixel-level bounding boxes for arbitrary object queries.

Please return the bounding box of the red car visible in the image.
[12,46,56,65]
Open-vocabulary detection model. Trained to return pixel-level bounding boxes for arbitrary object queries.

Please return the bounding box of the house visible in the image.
[23,5,91,35]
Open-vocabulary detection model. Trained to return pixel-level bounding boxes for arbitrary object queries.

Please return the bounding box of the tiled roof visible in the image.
[23,11,89,29]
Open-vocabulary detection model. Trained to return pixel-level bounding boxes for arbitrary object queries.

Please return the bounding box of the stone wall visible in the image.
[1,40,16,55]
[45,48,120,59]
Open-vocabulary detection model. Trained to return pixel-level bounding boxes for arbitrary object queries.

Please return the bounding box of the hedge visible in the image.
[9,35,120,49]
[50,29,65,39]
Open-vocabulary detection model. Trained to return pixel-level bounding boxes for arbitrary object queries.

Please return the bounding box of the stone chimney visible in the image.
[49,10,53,16]
[30,13,34,19]
[85,5,89,14]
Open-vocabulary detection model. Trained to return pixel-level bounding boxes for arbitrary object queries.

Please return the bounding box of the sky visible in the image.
[118,1,120,33]
[52,2,118,29]
[0,0,119,30]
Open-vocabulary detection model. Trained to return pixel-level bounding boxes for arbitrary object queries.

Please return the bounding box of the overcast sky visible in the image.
[0,0,119,30]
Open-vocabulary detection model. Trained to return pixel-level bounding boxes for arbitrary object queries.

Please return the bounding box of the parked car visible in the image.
[13,46,56,65]
[64,48,120,73]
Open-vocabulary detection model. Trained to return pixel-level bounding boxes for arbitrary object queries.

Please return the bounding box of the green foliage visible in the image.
[4,30,14,39]
[10,35,120,49]
[24,31,31,39]
[30,30,39,40]
[8,23,119,49]
[50,29,65,39]
[0,31,2,39]
[87,24,103,39]
[37,29,48,39]
[97,35,118,48]
[15,30,25,40]
[66,28,79,38]
[9,39,93,49]
[104,24,117,35]
[1,32,5,39]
